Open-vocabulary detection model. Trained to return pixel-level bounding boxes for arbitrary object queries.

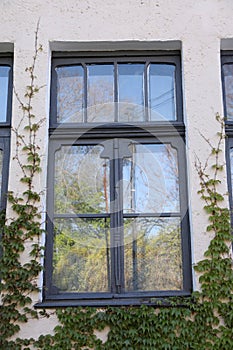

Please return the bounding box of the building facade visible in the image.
[0,0,233,345]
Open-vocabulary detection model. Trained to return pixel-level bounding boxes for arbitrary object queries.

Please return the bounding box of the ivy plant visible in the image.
[0,23,46,350]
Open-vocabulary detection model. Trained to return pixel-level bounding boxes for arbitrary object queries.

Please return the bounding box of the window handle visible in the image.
[115,243,121,293]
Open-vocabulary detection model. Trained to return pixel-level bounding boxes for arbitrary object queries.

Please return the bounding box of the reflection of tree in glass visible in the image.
[52,144,182,294]
[163,144,180,210]
[124,218,182,291]
[56,63,178,123]
[54,145,109,214]
[53,218,110,292]
[56,64,115,123]
[56,66,84,123]
[87,64,114,122]
[123,144,182,292]
[53,145,111,292]
[53,217,182,293]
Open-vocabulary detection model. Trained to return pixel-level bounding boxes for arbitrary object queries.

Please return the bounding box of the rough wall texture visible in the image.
[0,0,232,338]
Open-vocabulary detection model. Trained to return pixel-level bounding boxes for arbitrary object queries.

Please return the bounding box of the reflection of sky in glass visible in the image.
[87,64,114,122]
[149,64,176,121]
[223,64,233,121]
[118,64,145,122]
[56,62,178,123]
[123,143,179,213]
[0,66,10,122]
[56,65,84,123]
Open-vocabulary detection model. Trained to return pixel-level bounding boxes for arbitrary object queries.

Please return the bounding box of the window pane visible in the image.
[123,143,180,213]
[54,145,110,214]
[149,64,176,121]
[223,64,233,121]
[118,64,145,122]
[230,148,233,196]
[52,218,110,293]
[56,65,84,123]
[124,217,183,291]
[87,64,114,122]
[0,149,3,195]
[0,66,10,122]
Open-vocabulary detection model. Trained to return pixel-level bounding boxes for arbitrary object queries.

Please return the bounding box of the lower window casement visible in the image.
[41,136,192,307]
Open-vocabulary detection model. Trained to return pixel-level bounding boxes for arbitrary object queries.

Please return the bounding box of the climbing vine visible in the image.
[0,23,47,350]
[0,25,233,349]
[34,115,233,349]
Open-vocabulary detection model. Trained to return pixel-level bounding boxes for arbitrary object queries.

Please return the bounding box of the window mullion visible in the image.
[130,144,138,290]
[114,61,118,122]
[144,62,149,122]
[83,63,87,122]
[110,139,124,293]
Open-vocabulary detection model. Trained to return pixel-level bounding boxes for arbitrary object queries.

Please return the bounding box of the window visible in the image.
[221,52,233,219]
[42,52,191,306]
[0,56,12,213]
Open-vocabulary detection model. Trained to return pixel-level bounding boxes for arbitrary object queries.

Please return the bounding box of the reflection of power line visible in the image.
[123,88,174,109]
[150,96,174,110]
[150,88,174,101]
[123,88,174,118]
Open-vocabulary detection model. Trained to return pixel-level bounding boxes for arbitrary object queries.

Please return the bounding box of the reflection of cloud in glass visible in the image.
[123,143,179,214]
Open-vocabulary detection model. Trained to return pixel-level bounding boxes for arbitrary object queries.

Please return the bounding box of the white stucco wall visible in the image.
[0,0,232,339]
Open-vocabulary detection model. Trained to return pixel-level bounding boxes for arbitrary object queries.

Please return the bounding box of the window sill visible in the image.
[34,291,192,308]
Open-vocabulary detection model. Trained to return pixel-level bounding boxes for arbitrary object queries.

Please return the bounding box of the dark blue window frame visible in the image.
[37,51,192,308]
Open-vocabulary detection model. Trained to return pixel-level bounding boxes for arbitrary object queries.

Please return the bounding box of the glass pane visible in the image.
[52,218,110,293]
[223,64,233,121]
[56,65,84,123]
[230,148,233,196]
[0,66,10,122]
[0,150,3,195]
[87,64,114,122]
[124,217,183,291]
[54,145,110,214]
[149,64,176,121]
[118,64,145,122]
[123,143,180,213]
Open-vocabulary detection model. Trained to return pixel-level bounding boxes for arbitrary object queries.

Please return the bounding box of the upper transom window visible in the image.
[50,53,182,126]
